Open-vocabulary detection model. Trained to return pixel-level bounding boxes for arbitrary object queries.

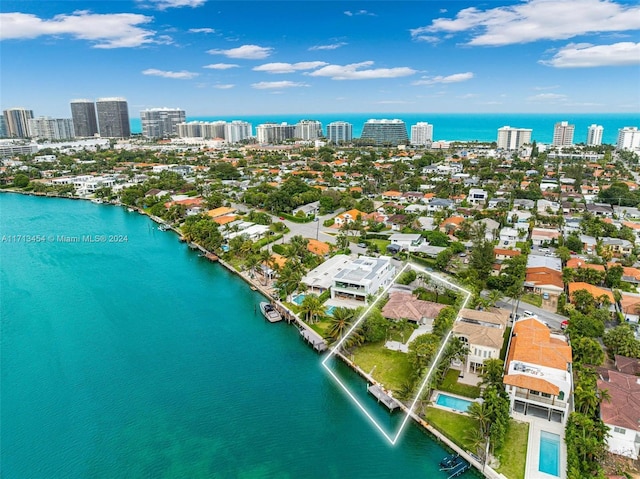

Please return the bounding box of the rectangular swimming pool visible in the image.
[539,431,560,477]
[293,294,306,305]
[435,393,473,412]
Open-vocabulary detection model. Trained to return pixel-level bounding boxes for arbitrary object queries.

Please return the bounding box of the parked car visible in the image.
[561,320,569,330]
[542,292,550,300]
[523,310,535,317]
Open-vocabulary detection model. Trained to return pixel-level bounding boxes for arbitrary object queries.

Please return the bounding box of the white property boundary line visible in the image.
[321,262,472,445]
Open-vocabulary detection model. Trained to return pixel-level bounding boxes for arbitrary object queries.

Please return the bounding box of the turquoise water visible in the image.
[326,306,336,316]
[0,193,476,479]
[539,431,561,477]
[435,393,473,412]
[130,113,639,144]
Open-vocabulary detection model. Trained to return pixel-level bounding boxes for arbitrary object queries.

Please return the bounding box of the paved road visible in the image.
[496,297,567,330]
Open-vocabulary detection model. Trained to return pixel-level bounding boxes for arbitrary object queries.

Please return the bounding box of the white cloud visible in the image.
[527,93,568,102]
[413,35,440,43]
[532,85,560,91]
[251,81,309,89]
[0,11,157,48]
[213,84,235,89]
[344,10,376,17]
[307,61,416,80]
[411,0,640,46]
[412,72,474,85]
[189,27,215,34]
[253,61,328,74]
[145,0,206,10]
[308,42,347,51]
[207,44,273,59]
[457,93,478,99]
[142,68,199,79]
[203,63,239,70]
[541,42,640,67]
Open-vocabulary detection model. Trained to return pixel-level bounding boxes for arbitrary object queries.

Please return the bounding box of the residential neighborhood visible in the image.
[2,130,640,479]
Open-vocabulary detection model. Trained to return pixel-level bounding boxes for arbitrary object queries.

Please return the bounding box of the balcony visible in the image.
[514,389,567,409]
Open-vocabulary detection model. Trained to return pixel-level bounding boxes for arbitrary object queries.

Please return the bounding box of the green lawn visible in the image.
[495,420,529,479]
[520,293,542,307]
[351,342,413,391]
[438,369,481,398]
[369,239,391,252]
[424,407,479,452]
[308,318,332,338]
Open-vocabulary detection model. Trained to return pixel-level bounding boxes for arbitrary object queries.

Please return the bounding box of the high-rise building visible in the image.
[256,123,296,144]
[360,119,408,146]
[410,122,434,146]
[586,124,604,146]
[3,108,34,138]
[552,121,575,146]
[0,116,7,138]
[224,121,253,143]
[96,97,130,138]
[326,121,353,144]
[201,121,226,139]
[70,100,98,138]
[27,117,75,140]
[496,126,532,150]
[617,127,640,151]
[140,108,186,139]
[295,120,323,140]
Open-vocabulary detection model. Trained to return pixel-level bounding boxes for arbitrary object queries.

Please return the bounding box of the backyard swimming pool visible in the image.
[539,431,560,477]
[435,393,474,412]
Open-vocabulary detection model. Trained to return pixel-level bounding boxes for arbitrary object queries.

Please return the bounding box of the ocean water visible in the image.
[130,113,639,144]
[0,193,476,479]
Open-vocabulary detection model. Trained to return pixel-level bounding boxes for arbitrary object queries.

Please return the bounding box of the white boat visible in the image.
[91,198,103,204]
[158,224,171,231]
[127,207,134,212]
[260,302,282,323]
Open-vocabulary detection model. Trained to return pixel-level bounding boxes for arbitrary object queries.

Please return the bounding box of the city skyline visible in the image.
[1,0,639,117]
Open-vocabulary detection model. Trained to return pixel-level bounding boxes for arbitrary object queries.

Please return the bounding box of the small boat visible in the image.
[91,198,103,204]
[260,302,282,323]
[158,224,171,231]
[127,207,134,212]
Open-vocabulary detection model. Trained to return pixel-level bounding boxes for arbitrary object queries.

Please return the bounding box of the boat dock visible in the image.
[299,328,327,352]
[367,384,399,411]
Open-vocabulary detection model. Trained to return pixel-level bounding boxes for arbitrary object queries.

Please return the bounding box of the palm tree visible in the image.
[487,290,502,308]
[244,253,260,279]
[299,294,326,324]
[326,307,356,345]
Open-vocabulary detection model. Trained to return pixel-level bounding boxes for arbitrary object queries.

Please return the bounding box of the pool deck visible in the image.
[514,412,567,479]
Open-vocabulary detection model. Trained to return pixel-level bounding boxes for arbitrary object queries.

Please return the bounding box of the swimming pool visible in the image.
[326,306,336,316]
[435,393,474,412]
[293,294,306,305]
[539,431,560,476]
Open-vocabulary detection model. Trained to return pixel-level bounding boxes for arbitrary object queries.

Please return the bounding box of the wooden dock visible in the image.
[367,384,399,411]
[299,328,328,352]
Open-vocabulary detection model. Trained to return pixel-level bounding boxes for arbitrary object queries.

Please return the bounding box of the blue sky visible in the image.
[1,0,639,117]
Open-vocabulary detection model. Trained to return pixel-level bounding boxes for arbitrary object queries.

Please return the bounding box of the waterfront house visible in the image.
[453,308,510,374]
[503,317,573,423]
[300,254,351,295]
[331,255,395,303]
[381,292,445,324]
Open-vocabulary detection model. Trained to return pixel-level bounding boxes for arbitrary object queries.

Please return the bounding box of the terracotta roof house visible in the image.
[453,308,510,374]
[568,282,615,303]
[381,292,446,323]
[334,209,365,226]
[597,369,640,459]
[503,317,573,423]
[307,239,331,256]
[206,206,237,218]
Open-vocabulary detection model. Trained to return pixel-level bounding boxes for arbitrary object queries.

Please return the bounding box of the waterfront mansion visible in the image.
[301,255,396,304]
